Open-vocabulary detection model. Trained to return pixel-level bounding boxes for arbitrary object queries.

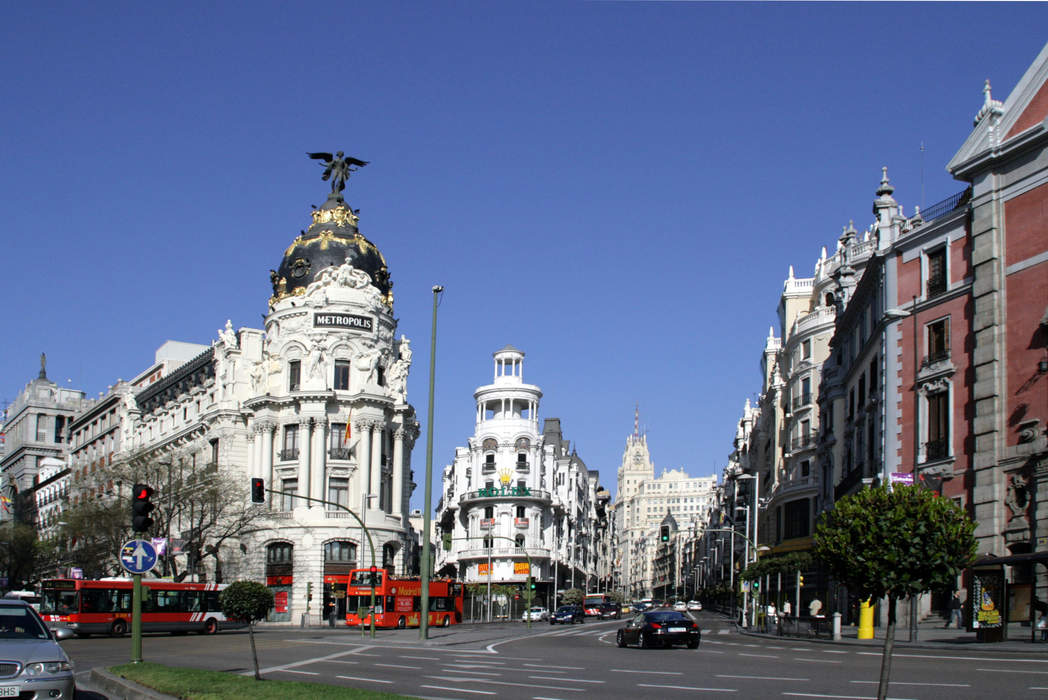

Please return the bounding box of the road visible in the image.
[66,612,1048,699]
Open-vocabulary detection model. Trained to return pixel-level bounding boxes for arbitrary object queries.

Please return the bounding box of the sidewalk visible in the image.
[738,617,1048,653]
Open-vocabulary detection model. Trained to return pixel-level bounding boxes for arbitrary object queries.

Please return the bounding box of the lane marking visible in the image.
[375,662,419,669]
[739,653,779,658]
[638,683,737,692]
[523,664,584,670]
[851,680,970,687]
[856,651,1048,663]
[717,674,809,681]
[278,669,318,676]
[420,685,495,695]
[794,658,842,664]
[335,674,393,684]
[529,677,604,684]
[442,669,503,677]
[402,655,440,661]
[784,694,916,699]
[425,675,586,692]
[255,644,374,675]
[610,669,683,675]
[976,668,1048,674]
[822,650,848,654]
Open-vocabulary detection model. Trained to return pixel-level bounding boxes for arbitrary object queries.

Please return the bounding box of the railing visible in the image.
[328,447,352,460]
[791,395,812,411]
[267,511,294,519]
[458,546,551,559]
[514,517,530,528]
[927,274,947,298]
[325,511,352,518]
[793,306,836,335]
[460,488,551,504]
[515,461,529,471]
[920,188,969,222]
[279,448,299,461]
[921,350,950,368]
[924,439,949,461]
[791,433,815,451]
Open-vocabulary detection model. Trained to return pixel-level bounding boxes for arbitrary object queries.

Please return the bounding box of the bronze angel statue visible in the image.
[307,151,369,194]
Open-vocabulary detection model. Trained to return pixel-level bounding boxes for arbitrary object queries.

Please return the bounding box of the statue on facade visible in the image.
[307,151,369,194]
[219,320,237,349]
[387,336,412,400]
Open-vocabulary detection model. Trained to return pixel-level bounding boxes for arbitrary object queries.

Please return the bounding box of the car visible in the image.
[0,598,76,698]
[549,605,585,625]
[616,610,701,649]
[598,602,622,620]
[673,601,688,611]
[522,606,549,622]
[687,600,703,611]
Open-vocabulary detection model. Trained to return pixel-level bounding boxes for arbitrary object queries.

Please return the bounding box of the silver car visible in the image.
[0,598,75,699]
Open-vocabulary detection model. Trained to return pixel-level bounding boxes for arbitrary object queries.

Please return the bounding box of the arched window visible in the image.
[383,543,398,569]
[324,540,357,563]
[266,542,293,564]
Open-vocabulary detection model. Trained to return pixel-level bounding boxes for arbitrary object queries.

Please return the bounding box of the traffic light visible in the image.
[131,483,155,533]
[528,576,536,590]
[306,581,313,601]
[798,574,805,588]
[752,579,760,591]
[369,565,378,587]
[251,477,265,503]
[660,525,670,542]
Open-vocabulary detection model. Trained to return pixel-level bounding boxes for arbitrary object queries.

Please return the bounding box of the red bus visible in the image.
[343,569,463,629]
[38,578,246,637]
[583,593,611,616]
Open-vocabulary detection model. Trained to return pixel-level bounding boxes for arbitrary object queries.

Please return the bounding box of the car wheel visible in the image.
[688,639,699,649]
[203,618,218,635]
[110,619,127,637]
[397,616,406,629]
[641,632,655,649]
[616,630,627,648]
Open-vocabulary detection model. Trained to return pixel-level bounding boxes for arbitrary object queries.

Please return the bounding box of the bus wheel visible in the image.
[397,616,406,629]
[110,620,128,637]
[442,616,450,628]
[202,618,218,635]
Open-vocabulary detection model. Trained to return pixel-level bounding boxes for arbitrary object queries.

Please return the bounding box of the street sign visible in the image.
[119,539,158,574]
[890,472,914,485]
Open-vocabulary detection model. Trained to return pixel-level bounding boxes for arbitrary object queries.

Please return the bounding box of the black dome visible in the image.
[270,193,391,306]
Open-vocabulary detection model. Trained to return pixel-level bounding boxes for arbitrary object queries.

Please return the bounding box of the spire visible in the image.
[38,353,47,380]
[634,404,639,438]
[974,79,1004,126]
[876,166,894,197]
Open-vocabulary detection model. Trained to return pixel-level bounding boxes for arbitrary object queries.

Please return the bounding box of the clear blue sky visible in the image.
[2,2,1045,509]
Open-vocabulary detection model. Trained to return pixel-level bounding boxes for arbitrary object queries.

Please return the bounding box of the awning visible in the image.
[971,551,1048,567]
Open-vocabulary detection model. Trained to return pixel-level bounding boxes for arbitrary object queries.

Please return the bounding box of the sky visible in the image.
[2,2,1046,510]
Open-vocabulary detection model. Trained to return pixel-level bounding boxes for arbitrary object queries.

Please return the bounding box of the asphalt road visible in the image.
[65,612,1048,699]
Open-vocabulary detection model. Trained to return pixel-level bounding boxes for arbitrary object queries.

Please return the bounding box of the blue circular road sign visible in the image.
[119,539,158,574]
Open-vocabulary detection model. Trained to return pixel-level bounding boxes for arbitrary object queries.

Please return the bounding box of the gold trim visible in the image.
[311,205,359,227]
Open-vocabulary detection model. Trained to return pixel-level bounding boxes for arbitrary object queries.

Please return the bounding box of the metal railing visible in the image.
[920,188,969,222]
[924,439,949,461]
[328,447,352,460]
[921,350,950,368]
[279,448,299,461]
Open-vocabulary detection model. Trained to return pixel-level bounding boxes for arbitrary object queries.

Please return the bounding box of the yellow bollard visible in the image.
[858,598,874,639]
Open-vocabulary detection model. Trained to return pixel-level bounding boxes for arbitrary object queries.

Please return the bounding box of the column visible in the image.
[357,420,372,514]
[298,418,311,507]
[247,428,258,478]
[370,423,383,509]
[392,428,405,519]
[262,423,275,501]
[311,418,327,507]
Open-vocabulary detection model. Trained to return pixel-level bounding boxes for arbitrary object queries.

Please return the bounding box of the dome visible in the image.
[270,192,392,307]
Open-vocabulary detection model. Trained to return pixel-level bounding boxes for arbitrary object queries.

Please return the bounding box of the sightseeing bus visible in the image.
[343,568,463,629]
[583,592,611,616]
[38,578,246,637]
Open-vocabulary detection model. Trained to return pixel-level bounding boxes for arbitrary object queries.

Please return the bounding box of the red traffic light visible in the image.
[250,477,265,503]
[131,483,155,533]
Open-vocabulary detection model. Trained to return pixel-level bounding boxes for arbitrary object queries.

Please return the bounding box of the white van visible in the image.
[3,590,41,611]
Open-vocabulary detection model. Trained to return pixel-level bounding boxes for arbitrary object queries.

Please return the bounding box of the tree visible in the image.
[561,587,583,605]
[813,484,975,700]
[0,522,42,591]
[219,580,274,681]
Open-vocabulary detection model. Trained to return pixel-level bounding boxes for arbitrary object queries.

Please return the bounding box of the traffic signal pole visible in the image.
[131,573,143,663]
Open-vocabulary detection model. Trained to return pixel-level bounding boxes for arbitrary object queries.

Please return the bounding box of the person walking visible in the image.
[945,591,963,629]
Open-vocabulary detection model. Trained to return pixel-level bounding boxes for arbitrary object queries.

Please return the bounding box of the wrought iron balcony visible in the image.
[459,487,551,506]
[791,394,813,410]
[328,447,352,460]
[791,433,816,451]
[278,448,299,461]
[923,439,949,462]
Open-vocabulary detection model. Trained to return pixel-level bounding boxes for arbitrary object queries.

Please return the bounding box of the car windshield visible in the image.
[0,606,49,640]
[644,611,688,623]
[556,606,575,613]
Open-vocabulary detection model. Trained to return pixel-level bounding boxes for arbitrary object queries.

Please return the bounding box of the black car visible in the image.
[549,605,585,625]
[616,610,700,649]
[598,602,622,620]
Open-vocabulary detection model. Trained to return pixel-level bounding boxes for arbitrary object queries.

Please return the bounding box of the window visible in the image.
[783,499,810,539]
[327,477,348,511]
[36,414,47,441]
[516,506,525,518]
[800,460,810,478]
[926,391,949,461]
[280,479,297,511]
[869,357,878,393]
[801,377,811,405]
[288,360,301,391]
[210,438,219,466]
[858,375,866,406]
[324,540,356,563]
[801,339,811,360]
[330,424,346,449]
[267,542,293,563]
[482,536,493,548]
[515,534,525,548]
[483,453,495,471]
[54,415,66,443]
[926,247,947,298]
[926,318,950,365]
[334,361,350,390]
[282,425,299,460]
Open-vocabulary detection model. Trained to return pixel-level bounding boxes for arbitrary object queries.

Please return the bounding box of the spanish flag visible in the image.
[344,411,352,444]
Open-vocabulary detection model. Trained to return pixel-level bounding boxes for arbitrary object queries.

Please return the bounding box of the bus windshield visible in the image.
[39,587,78,616]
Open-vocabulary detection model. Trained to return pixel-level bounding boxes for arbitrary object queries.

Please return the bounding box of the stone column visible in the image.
[261,422,275,501]
[357,420,372,514]
[298,418,311,507]
[370,424,383,510]
[392,428,405,519]
[311,418,327,507]
[247,428,259,479]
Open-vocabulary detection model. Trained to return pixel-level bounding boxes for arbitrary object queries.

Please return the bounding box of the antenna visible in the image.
[920,140,926,210]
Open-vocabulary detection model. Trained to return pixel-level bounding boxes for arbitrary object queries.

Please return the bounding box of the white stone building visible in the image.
[435,346,609,604]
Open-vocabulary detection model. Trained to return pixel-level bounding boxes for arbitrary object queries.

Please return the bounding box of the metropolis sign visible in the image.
[314,313,373,332]
[476,485,531,498]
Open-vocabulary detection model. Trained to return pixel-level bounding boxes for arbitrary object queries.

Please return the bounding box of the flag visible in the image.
[344,411,352,443]
[0,494,11,513]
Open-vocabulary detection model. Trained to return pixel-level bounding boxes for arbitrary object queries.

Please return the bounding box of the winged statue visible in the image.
[307,151,369,194]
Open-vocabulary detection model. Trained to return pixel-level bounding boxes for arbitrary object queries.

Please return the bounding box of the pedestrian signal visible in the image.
[528,576,536,590]
[251,477,265,503]
[131,483,155,533]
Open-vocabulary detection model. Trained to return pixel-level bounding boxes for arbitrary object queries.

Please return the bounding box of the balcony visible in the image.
[460,487,551,506]
[515,461,529,472]
[328,447,352,460]
[457,546,551,560]
[921,350,950,369]
[481,463,496,474]
[926,274,947,298]
[278,448,299,461]
[514,517,529,528]
[791,433,816,451]
[479,518,495,530]
[923,438,949,462]
[774,474,817,499]
[791,395,813,411]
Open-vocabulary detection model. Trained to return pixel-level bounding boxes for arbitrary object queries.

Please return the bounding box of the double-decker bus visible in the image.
[38,578,246,637]
[583,592,611,616]
[343,568,463,629]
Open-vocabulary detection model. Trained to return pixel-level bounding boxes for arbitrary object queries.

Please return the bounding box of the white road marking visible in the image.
[857,651,1048,663]
[738,653,778,658]
[402,655,440,661]
[822,650,848,654]
[637,683,737,692]
[610,669,683,675]
[425,675,585,692]
[784,694,916,700]
[529,676,604,684]
[278,669,318,676]
[851,680,969,687]
[335,674,393,684]
[443,669,502,676]
[523,664,584,670]
[976,668,1048,674]
[717,674,809,681]
[420,685,495,695]
[794,657,842,664]
[255,644,374,675]
[374,662,419,669]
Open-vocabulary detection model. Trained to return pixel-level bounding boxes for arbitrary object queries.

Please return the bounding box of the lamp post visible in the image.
[734,473,760,627]
[419,285,443,640]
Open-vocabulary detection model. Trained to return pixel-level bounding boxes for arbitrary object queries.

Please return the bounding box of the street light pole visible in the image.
[419,285,443,640]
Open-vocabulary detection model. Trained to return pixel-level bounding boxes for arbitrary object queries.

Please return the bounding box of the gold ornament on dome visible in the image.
[498,467,514,486]
[311,205,359,227]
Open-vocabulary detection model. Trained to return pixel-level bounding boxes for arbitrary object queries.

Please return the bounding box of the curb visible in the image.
[89,668,179,700]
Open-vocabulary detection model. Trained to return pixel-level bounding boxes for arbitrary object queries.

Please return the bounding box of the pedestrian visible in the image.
[945,591,962,629]
[782,601,792,617]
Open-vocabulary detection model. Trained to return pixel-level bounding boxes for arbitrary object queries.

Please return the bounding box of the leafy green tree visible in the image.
[0,522,42,591]
[814,485,975,700]
[561,587,583,605]
[219,580,274,680]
